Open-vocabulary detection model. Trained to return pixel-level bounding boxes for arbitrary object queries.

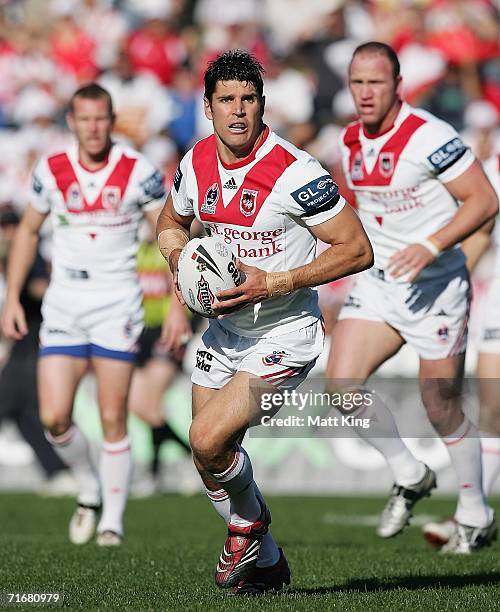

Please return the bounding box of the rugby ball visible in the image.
[177,236,244,318]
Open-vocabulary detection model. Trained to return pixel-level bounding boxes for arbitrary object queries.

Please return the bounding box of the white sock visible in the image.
[206,482,280,568]
[480,431,500,495]
[444,419,492,527]
[350,396,425,487]
[46,424,100,506]
[212,444,261,527]
[97,436,132,536]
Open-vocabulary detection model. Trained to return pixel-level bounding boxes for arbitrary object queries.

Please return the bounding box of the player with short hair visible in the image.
[326,42,499,553]
[156,49,373,593]
[1,83,190,546]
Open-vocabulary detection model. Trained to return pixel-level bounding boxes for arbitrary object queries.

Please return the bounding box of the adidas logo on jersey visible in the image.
[223,177,238,189]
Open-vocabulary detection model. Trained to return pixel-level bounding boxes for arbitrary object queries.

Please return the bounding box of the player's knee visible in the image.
[100,408,127,436]
[325,384,367,417]
[480,405,500,435]
[40,410,71,436]
[189,421,223,466]
[423,403,455,431]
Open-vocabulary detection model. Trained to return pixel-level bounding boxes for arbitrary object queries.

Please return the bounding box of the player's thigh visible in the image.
[38,355,88,428]
[477,352,500,432]
[128,359,178,423]
[326,318,404,382]
[192,383,219,418]
[93,356,135,420]
[190,371,262,455]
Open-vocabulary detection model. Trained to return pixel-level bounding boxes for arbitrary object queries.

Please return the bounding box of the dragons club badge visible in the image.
[240,189,258,217]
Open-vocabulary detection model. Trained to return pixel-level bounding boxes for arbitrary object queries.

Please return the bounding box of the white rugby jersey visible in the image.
[340,102,475,280]
[172,126,345,337]
[31,142,166,284]
[483,155,500,276]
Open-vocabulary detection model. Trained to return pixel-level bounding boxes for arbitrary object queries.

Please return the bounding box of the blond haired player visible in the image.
[1,84,190,546]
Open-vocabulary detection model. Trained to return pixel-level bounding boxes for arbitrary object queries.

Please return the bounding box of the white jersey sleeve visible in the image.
[280,155,346,226]
[135,154,167,211]
[416,119,475,183]
[31,157,53,214]
[171,150,194,217]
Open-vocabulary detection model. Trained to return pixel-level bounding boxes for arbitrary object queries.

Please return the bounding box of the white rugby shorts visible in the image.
[478,276,500,354]
[338,268,471,360]
[191,319,324,390]
[39,279,144,361]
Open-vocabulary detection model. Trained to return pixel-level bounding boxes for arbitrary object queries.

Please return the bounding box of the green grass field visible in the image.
[1,494,499,610]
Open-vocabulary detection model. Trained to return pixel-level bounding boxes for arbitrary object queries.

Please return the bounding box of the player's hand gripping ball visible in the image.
[177,236,244,317]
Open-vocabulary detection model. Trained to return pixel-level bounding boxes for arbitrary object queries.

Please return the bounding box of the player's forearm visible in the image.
[461,219,494,272]
[156,205,189,237]
[290,238,373,290]
[157,213,189,267]
[5,224,40,301]
[429,192,498,252]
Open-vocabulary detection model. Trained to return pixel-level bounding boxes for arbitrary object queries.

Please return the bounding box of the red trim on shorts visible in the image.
[261,364,308,387]
[448,284,471,357]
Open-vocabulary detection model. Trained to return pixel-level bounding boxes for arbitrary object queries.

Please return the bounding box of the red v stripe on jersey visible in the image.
[344,114,427,186]
[192,135,297,227]
[48,152,137,213]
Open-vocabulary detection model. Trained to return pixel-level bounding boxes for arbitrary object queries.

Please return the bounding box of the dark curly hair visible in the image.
[204,50,265,102]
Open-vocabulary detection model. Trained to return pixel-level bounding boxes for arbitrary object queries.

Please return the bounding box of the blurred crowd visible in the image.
[0,0,496,215]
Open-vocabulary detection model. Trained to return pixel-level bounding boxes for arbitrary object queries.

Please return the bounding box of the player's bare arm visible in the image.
[388,160,499,281]
[156,193,194,301]
[153,199,193,348]
[214,206,373,313]
[461,218,495,272]
[1,205,47,339]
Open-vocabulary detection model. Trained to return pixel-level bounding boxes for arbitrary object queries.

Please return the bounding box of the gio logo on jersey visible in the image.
[291,174,339,217]
[427,138,467,174]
